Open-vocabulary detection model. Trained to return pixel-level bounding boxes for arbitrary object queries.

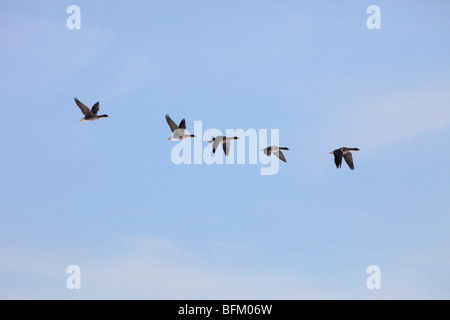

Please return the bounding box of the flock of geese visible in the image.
[74,97,360,170]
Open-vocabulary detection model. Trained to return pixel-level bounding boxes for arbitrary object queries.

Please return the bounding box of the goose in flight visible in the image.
[330,147,360,170]
[261,146,289,162]
[166,114,196,140]
[208,136,240,156]
[74,97,109,121]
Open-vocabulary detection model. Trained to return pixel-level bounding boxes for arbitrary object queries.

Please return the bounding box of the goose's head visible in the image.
[208,137,216,143]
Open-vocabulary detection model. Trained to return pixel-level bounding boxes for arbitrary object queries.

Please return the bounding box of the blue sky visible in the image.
[1,0,449,299]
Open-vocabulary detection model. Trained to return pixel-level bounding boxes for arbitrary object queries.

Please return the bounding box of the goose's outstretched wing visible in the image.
[343,152,355,170]
[223,141,230,156]
[74,98,94,116]
[91,102,100,115]
[333,149,343,168]
[212,139,220,154]
[178,119,186,130]
[165,114,179,132]
[274,150,287,162]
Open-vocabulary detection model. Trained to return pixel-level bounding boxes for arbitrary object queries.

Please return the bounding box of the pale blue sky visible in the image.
[1,0,449,299]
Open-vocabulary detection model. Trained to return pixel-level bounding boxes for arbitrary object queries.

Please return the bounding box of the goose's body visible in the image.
[261,146,289,162]
[74,97,108,121]
[330,147,360,170]
[166,114,196,140]
[208,136,239,156]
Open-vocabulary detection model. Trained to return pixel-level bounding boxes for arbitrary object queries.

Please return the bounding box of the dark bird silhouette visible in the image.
[166,114,196,140]
[261,146,290,162]
[330,147,360,170]
[208,136,240,156]
[74,97,108,121]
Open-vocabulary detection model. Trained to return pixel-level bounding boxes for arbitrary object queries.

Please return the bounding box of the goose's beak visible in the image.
[329,152,333,154]
[208,140,213,143]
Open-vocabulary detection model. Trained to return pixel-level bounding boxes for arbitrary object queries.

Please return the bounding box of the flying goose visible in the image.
[166,114,196,140]
[74,97,109,121]
[208,136,240,156]
[261,146,289,162]
[330,147,360,170]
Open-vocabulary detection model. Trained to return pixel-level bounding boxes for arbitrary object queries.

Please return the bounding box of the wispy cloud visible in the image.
[343,85,450,150]
[81,236,322,299]
[1,232,448,299]
[0,235,323,299]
